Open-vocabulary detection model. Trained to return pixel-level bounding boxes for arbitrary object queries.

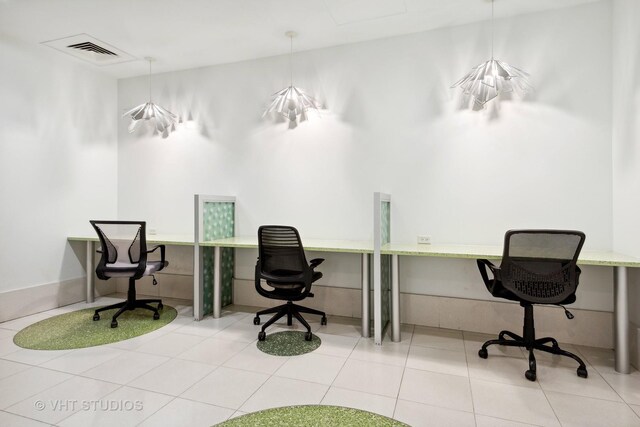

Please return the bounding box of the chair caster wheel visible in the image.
[525,370,536,381]
[93,314,100,321]
[253,316,260,325]
[478,348,488,359]
[153,312,160,320]
[110,320,118,328]
[577,367,588,378]
[258,331,266,341]
[320,316,327,326]
[157,302,163,310]
[305,332,313,341]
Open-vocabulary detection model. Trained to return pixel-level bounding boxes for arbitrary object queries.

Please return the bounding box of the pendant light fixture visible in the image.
[263,31,320,122]
[123,57,176,133]
[451,0,532,108]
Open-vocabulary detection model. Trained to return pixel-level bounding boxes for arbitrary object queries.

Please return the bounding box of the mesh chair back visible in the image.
[90,221,147,265]
[258,225,307,276]
[500,230,585,304]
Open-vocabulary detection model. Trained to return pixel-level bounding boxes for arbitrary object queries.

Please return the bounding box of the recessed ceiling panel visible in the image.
[323,0,407,25]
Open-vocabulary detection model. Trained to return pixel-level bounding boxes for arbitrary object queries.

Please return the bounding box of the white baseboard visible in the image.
[400,293,613,348]
[234,279,613,348]
[0,277,114,323]
[2,276,616,350]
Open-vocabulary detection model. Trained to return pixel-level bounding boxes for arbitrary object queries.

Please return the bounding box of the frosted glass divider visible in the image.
[194,194,236,320]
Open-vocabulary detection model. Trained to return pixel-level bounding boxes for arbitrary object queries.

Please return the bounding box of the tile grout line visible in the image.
[133,393,179,427]
[3,302,639,426]
[164,316,252,420]
[391,325,414,420]
[48,382,128,426]
[318,333,362,404]
[2,409,62,426]
[599,368,640,408]
[187,312,272,419]
[1,367,80,412]
[461,337,479,427]
[539,378,567,426]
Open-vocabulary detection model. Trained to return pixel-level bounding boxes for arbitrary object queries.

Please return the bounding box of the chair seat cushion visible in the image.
[103,261,167,278]
[265,271,323,297]
[490,280,576,305]
[267,271,322,288]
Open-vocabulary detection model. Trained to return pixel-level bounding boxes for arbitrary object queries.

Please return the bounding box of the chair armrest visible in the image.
[309,258,324,269]
[146,245,166,269]
[476,259,500,291]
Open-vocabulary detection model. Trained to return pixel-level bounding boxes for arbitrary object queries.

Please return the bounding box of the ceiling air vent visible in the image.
[41,33,135,66]
[67,41,118,56]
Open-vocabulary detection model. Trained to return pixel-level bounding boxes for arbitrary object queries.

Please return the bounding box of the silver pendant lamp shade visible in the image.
[451,0,532,107]
[264,31,320,121]
[123,57,177,133]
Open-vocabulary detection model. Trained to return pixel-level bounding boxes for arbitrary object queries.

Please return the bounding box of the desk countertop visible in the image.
[381,243,640,267]
[69,235,640,267]
[68,235,372,253]
[68,234,195,246]
[202,237,374,254]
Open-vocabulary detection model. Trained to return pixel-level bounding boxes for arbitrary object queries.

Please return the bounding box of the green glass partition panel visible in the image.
[369,255,374,337]
[380,200,391,339]
[381,201,391,245]
[202,201,235,314]
[373,192,391,344]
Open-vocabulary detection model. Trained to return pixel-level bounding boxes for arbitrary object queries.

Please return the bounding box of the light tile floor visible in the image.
[0,295,639,426]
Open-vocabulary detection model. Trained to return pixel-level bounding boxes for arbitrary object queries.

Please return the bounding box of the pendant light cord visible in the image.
[148,59,152,102]
[289,35,293,87]
[491,0,495,59]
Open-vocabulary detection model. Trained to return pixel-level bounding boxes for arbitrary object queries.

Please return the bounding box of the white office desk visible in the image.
[68,234,374,336]
[382,242,640,374]
[202,237,374,337]
[68,234,194,303]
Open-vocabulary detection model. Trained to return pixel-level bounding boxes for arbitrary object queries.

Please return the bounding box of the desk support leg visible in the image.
[362,254,370,338]
[86,241,95,303]
[213,246,222,319]
[614,266,630,374]
[391,254,401,342]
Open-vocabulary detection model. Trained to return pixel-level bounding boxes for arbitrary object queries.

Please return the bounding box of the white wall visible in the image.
[612,0,640,341]
[0,35,118,294]
[117,2,614,309]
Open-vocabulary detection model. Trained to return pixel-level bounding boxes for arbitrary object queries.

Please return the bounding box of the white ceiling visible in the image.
[0,0,600,79]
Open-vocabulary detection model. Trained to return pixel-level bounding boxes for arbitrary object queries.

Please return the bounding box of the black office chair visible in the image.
[90,220,168,328]
[476,229,588,381]
[253,225,327,341]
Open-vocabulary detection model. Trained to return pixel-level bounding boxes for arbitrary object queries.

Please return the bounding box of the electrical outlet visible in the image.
[417,235,431,244]
[148,228,157,235]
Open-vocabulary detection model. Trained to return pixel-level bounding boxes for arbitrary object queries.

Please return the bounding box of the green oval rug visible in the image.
[13,305,177,350]
[257,331,321,356]
[217,405,408,426]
